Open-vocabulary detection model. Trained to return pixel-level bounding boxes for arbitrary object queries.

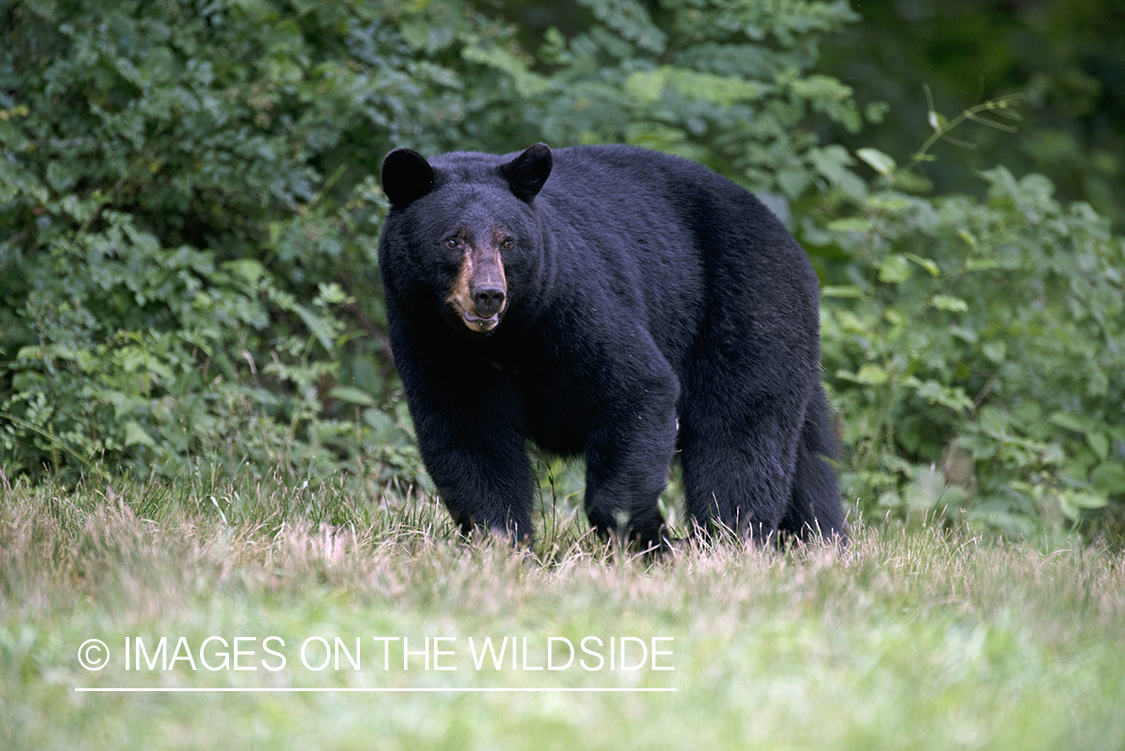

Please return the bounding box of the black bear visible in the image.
[378,143,845,547]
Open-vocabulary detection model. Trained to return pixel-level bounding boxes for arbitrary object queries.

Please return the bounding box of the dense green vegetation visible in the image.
[2,481,1123,750]
[820,0,1125,229]
[1,0,1123,537]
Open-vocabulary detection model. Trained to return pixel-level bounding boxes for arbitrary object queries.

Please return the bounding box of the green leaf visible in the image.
[292,303,336,352]
[855,364,890,385]
[776,169,810,199]
[1090,461,1125,495]
[582,0,666,53]
[906,254,940,276]
[222,259,267,288]
[866,194,912,211]
[462,45,551,97]
[624,69,667,104]
[1048,412,1097,434]
[1087,432,1110,462]
[827,218,873,233]
[399,20,431,50]
[856,147,896,177]
[821,286,864,298]
[809,145,867,200]
[930,295,968,312]
[626,68,768,107]
[951,326,978,343]
[1059,489,1109,521]
[877,254,913,283]
[907,379,973,413]
[982,341,1007,364]
[965,258,1000,272]
[46,161,79,191]
[328,386,375,407]
[790,75,853,104]
[123,421,156,448]
[241,387,280,406]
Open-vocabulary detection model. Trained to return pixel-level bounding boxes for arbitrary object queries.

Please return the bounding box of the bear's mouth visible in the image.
[461,309,500,332]
[444,241,506,334]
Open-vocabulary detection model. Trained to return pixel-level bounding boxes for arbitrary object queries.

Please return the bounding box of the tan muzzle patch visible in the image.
[447,243,507,332]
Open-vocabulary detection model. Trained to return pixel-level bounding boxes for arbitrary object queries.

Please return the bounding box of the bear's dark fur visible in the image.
[378,143,845,546]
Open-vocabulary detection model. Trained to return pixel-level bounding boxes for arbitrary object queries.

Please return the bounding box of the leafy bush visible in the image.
[0,0,526,485]
[809,99,1125,535]
[820,0,1125,231]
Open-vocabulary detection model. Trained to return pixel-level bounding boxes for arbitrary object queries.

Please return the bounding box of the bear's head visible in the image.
[380,143,553,335]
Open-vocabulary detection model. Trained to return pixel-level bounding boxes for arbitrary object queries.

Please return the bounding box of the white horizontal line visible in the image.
[75,687,676,693]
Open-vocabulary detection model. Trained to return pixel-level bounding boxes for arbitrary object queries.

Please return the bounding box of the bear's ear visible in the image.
[381,148,435,209]
[499,143,552,203]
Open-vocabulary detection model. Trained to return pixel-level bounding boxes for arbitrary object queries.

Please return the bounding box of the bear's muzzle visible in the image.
[447,242,507,332]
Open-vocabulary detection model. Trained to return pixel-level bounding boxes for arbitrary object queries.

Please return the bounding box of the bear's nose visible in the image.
[473,287,505,317]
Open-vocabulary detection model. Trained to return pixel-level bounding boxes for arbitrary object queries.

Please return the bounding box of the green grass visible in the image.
[1,478,1123,750]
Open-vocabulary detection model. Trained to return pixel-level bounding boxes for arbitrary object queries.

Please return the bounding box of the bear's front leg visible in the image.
[412,390,535,541]
[582,351,680,549]
[392,337,535,541]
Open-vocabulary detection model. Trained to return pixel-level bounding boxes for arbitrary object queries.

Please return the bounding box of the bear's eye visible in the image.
[501,238,514,250]
[445,238,460,249]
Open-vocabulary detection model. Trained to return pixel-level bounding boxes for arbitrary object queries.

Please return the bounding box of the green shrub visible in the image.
[809,99,1125,535]
[0,0,524,485]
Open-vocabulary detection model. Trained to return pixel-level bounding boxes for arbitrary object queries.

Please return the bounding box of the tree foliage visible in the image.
[1,0,1122,536]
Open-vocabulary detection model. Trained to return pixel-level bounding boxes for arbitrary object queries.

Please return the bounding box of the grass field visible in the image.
[2,478,1123,750]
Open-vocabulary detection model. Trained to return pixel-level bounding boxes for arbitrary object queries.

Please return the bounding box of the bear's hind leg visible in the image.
[778,388,846,541]
[678,395,805,542]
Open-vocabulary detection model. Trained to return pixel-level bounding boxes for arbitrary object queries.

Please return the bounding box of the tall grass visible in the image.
[2,477,1123,750]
